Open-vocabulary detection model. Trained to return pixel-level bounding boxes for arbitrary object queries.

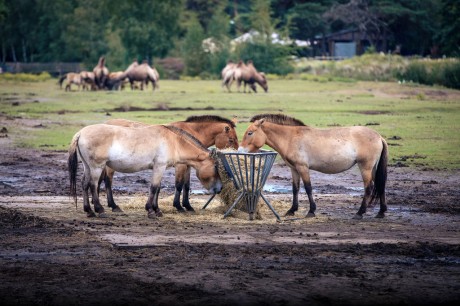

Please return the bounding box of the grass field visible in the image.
[1,78,459,169]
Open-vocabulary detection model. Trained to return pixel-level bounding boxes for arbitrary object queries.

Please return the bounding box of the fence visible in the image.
[1,62,86,76]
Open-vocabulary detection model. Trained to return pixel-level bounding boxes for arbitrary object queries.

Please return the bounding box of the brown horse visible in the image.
[234,60,268,93]
[239,114,388,219]
[92,56,109,89]
[58,73,83,91]
[101,115,238,212]
[68,124,222,218]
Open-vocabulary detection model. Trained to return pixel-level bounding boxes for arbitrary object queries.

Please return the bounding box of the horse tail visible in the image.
[58,74,67,88]
[68,132,80,209]
[371,139,388,205]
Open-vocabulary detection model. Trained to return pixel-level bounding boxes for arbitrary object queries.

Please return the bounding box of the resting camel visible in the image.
[234,60,268,93]
[93,56,109,89]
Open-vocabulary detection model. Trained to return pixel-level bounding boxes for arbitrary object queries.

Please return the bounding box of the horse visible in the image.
[234,60,268,93]
[58,73,83,91]
[221,60,237,92]
[68,124,223,218]
[101,115,238,212]
[238,114,388,219]
[121,61,159,91]
[92,56,109,89]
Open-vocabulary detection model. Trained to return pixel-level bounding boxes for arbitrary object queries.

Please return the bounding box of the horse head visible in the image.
[195,149,222,194]
[238,118,267,153]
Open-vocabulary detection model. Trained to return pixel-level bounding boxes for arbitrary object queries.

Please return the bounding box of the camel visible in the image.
[234,60,268,93]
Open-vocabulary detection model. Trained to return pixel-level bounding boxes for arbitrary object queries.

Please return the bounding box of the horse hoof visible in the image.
[175,207,186,213]
[147,212,157,219]
[98,212,109,218]
[352,214,363,220]
[112,207,124,213]
[284,211,295,217]
[305,212,315,218]
[155,210,163,217]
[86,211,96,218]
[184,206,195,212]
[375,213,385,219]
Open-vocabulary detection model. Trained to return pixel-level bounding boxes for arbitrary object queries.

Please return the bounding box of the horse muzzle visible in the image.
[238,146,249,153]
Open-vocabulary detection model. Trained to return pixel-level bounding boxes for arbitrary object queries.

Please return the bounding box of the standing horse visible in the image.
[68,124,222,218]
[101,115,238,212]
[238,114,388,219]
[234,60,268,93]
[59,73,83,91]
[93,56,109,89]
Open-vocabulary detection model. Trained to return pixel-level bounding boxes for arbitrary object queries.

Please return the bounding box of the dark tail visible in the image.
[68,132,80,209]
[370,139,388,205]
[58,74,67,88]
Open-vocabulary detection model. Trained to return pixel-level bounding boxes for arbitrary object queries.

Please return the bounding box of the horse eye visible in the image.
[248,131,253,136]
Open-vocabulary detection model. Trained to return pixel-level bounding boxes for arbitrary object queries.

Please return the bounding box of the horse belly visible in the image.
[106,143,156,173]
[307,143,357,174]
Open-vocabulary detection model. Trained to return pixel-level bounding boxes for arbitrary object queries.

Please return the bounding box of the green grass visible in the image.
[1,78,459,169]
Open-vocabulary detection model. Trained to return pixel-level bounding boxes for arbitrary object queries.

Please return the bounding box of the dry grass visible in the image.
[115,193,287,223]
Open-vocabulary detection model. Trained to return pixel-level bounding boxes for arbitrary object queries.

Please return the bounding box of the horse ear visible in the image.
[231,116,238,125]
[256,118,266,126]
[225,126,230,133]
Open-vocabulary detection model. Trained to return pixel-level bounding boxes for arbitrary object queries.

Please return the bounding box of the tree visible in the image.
[182,17,208,76]
[109,0,183,63]
[438,0,460,56]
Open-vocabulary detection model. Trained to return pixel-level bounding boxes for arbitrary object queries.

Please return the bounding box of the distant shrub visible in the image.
[398,58,460,89]
[155,57,185,80]
[0,72,52,82]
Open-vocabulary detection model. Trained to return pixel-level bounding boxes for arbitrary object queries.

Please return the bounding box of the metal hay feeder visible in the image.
[203,150,281,221]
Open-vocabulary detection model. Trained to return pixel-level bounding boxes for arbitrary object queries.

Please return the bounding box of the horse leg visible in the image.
[354,164,374,220]
[103,167,123,212]
[285,168,301,216]
[298,167,317,217]
[81,172,96,217]
[173,165,187,212]
[145,163,166,218]
[181,166,194,211]
[89,168,106,217]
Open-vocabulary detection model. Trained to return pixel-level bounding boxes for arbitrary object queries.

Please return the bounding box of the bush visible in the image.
[0,72,52,82]
[441,61,460,90]
[155,57,184,80]
[233,41,294,75]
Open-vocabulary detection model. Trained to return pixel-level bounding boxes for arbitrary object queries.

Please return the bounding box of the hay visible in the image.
[216,149,263,220]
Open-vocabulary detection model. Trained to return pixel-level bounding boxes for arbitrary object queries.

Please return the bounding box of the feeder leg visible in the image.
[223,192,244,218]
[201,193,216,210]
[261,193,281,221]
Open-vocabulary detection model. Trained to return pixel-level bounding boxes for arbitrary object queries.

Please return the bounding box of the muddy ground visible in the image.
[0,135,459,306]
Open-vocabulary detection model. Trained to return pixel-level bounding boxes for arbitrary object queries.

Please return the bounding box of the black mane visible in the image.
[250,114,305,126]
[185,115,236,128]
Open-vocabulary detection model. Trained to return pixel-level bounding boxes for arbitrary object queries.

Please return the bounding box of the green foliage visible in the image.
[182,18,209,76]
[398,58,460,89]
[0,72,51,82]
[234,41,294,75]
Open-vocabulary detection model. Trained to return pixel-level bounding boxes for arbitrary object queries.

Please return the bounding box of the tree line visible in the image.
[0,0,458,77]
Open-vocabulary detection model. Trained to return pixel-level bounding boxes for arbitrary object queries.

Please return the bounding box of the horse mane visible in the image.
[163,125,209,152]
[184,115,236,128]
[250,114,306,126]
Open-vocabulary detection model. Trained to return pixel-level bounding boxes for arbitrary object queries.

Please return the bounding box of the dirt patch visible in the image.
[0,139,459,305]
